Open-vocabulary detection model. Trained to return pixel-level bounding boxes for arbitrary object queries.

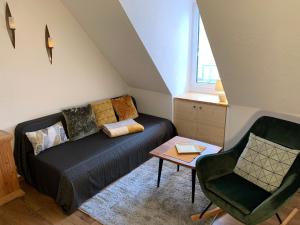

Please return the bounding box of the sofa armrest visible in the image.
[196,148,240,183]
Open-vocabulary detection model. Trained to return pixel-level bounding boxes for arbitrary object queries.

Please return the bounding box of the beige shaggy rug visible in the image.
[80,157,214,225]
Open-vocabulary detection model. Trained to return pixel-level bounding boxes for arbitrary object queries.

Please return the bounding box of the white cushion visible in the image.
[234,133,300,192]
[26,122,68,155]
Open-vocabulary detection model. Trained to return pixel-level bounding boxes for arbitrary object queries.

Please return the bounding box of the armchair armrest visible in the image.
[196,131,250,185]
[251,173,300,221]
[196,148,240,183]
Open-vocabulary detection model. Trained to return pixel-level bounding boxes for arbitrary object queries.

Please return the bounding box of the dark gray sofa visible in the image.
[14,109,176,214]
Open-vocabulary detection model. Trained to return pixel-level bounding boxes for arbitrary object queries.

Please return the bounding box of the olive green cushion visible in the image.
[206,173,271,215]
[62,105,98,141]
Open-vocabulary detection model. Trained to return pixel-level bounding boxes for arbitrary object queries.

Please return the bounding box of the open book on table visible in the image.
[175,144,206,154]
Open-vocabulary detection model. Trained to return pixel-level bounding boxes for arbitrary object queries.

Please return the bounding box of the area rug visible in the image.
[80,158,214,225]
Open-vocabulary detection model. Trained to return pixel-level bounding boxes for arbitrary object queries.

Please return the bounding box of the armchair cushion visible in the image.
[206,173,271,215]
[234,133,300,192]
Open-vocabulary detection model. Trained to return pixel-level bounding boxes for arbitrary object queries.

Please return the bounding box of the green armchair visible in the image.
[193,116,300,225]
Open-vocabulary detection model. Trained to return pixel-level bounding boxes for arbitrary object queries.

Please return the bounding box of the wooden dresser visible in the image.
[174,93,228,147]
[0,131,24,206]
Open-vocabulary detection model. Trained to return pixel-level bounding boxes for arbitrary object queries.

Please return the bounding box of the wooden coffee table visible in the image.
[149,136,222,203]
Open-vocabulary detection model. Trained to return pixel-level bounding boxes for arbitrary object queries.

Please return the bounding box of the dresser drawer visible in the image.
[174,118,198,139]
[174,118,225,146]
[196,102,226,128]
[197,124,225,146]
[173,97,227,147]
[174,99,226,128]
[174,99,198,122]
[0,131,24,206]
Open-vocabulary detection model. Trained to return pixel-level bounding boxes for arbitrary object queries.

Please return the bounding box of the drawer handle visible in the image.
[193,105,196,109]
[199,106,202,110]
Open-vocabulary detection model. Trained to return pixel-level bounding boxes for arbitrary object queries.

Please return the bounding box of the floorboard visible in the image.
[0,182,102,225]
[0,182,300,225]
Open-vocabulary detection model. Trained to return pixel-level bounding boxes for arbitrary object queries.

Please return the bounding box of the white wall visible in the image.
[194,0,300,148]
[119,0,194,96]
[0,0,128,131]
[61,0,198,120]
[224,105,260,149]
[129,88,172,120]
[62,0,170,95]
[224,105,300,150]
[197,0,300,115]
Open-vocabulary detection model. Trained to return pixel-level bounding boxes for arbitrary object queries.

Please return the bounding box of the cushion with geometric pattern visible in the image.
[26,122,68,155]
[234,133,300,192]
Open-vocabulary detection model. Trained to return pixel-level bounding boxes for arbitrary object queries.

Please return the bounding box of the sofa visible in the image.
[14,100,176,214]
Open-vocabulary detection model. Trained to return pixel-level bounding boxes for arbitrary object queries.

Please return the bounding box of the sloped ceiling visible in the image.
[119,0,193,96]
[197,0,300,114]
[62,0,170,94]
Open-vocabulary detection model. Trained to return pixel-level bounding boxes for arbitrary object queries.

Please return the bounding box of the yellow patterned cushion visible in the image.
[92,99,117,128]
[112,95,138,121]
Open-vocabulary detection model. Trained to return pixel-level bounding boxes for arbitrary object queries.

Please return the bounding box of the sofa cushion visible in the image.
[92,99,117,128]
[206,173,271,215]
[103,119,144,138]
[234,133,300,192]
[112,95,138,121]
[62,105,98,141]
[26,122,68,155]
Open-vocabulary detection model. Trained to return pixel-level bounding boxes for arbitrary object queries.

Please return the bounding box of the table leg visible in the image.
[177,165,180,172]
[157,158,164,188]
[192,169,196,203]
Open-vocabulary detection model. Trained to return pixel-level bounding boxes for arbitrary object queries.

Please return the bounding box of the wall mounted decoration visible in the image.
[5,2,16,48]
[45,25,54,64]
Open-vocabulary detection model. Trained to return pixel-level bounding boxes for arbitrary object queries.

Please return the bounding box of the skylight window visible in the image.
[196,16,219,84]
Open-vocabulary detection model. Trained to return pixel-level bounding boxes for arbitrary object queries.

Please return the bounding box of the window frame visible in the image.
[189,3,218,95]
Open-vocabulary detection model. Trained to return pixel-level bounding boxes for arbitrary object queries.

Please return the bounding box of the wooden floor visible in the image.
[0,182,102,225]
[0,182,300,225]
